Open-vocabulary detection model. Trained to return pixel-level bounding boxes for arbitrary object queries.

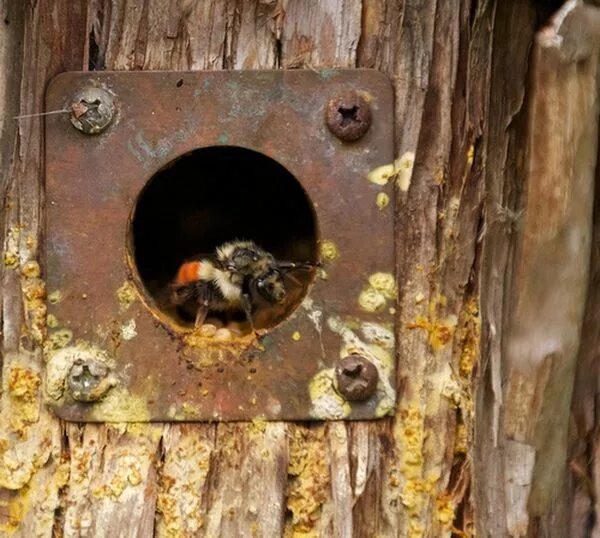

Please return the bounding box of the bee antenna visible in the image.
[278,261,321,274]
[277,261,297,271]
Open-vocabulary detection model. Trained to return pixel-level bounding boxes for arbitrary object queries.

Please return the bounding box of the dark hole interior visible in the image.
[130,146,318,332]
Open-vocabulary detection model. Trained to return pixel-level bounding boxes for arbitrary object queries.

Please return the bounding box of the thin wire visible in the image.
[13,109,70,120]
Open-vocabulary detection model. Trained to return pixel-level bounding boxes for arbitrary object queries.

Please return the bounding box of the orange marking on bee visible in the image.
[175,261,202,284]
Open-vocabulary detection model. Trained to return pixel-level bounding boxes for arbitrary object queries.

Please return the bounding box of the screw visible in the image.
[67,358,117,402]
[325,91,372,142]
[70,87,115,134]
[334,354,378,401]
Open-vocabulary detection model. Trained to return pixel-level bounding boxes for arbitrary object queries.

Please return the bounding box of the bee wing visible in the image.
[170,282,196,305]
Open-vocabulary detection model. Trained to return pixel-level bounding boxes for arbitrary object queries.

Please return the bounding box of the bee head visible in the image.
[256,270,286,303]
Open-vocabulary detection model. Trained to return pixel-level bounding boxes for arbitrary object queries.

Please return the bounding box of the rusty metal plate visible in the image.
[44,70,396,422]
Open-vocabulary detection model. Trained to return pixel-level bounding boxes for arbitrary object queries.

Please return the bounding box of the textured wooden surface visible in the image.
[0,1,598,537]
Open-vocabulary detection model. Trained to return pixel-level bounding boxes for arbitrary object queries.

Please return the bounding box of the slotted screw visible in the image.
[334,354,378,401]
[325,91,372,142]
[70,87,115,134]
[67,357,116,402]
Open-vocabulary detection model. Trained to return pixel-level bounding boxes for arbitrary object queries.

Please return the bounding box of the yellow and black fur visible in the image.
[171,240,315,329]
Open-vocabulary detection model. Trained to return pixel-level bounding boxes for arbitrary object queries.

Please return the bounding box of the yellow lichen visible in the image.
[44,328,73,352]
[395,403,444,538]
[182,330,256,357]
[0,356,56,484]
[47,290,62,304]
[0,494,25,533]
[319,239,339,263]
[5,366,42,437]
[396,151,415,192]
[358,272,396,313]
[8,367,41,401]
[455,298,480,379]
[3,251,18,268]
[25,234,36,250]
[454,421,468,455]
[21,260,40,278]
[375,398,395,417]
[93,458,143,500]
[46,314,59,329]
[156,434,211,536]
[308,369,350,419]
[436,493,455,528]
[368,272,396,299]
[466,145,475,166]
[22,276,47,344]
[3,226,20,269]
[376,192,390,210]
[285,427,329,537]
[406,296,456,352]
[91,387,150,422]
[367,163,395,185]
[116,280,137,312]
[358,287,387,313]
[292,331,301,341]
[406,315,455,351]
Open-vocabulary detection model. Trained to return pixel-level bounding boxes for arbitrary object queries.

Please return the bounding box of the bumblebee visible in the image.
[170,240,316,330]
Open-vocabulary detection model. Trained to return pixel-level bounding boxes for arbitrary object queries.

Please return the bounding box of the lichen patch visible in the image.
[358,287,387,313]
[308,369,350,419]
[116,280,138,312]
[285,426,330,536]
[376,191,390,210]
[367,163,395,185]
[368,272,396,299]
[22,274,47,345]
[359,272,397,313]
[319,239,339,263]
[120,319,137,341]
[407,315,455,351]
[3,226,20,269]
[91,387,150,422]
[396,151,415,191]
[47,290,62,304]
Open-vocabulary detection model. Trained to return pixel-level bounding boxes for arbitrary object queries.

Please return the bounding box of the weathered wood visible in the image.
[0,1,86,536]
[478,1,600,536]
[0,1,598,537]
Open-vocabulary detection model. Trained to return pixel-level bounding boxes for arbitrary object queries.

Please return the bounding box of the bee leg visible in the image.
[241,293,256,334]
[194,297,210,329]
[286,273,302,286]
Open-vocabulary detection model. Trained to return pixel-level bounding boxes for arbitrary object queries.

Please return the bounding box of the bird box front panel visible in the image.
[44,70,396,422]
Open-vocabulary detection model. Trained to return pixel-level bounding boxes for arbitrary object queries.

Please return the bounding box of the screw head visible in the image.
[70,87,115,134]
[333,354,378,401]
[325,91,372,142]
[67,358,116,402]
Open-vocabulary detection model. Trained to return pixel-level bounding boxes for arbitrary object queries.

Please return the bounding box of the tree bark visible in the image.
[0,1,598,537]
